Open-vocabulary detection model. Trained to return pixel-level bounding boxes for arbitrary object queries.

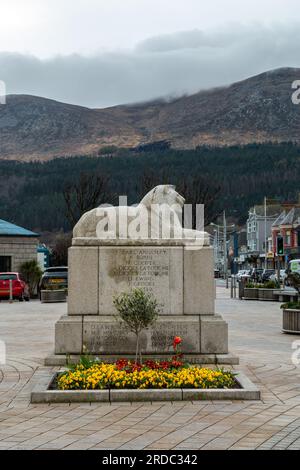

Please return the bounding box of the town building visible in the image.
[246,203,281,266]
[272,208,300,266]
[0,219,39,272]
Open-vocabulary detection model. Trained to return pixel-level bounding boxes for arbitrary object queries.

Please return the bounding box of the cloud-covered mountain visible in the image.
[2,23,300,108]
[0,67,300,161]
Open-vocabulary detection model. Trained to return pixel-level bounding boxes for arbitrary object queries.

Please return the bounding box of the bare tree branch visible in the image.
[63,172,115,227]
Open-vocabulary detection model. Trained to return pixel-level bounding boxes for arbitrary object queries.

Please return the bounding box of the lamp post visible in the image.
[210,215,235,289]
[223,211,228,288]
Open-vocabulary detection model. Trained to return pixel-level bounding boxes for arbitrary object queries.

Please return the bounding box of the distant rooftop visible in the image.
[272,211,287,227]
[0,219,39,237]
[281,208,300,226]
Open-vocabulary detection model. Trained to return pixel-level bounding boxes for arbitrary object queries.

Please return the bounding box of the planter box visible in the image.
[31,371,260,403]
[258,289,276,301]
[274,290,300,303]
[243,288,258,300]
[282,309,300,334]
[41,290,67,303]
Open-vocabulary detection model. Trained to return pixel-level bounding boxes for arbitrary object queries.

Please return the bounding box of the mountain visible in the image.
[1,67,300,160]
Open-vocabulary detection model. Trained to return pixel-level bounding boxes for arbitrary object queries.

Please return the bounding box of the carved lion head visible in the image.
[140,185,185,209]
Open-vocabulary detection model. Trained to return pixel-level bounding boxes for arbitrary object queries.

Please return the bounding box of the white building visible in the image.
[247,204,281,255]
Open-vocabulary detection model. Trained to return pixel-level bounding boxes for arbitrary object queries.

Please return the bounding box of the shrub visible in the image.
[280,301,300,310]
[245,282,263,288]
[286,272,300,294]
[113,288,160,364]
[20,259,42,296]
[263,280,279,289]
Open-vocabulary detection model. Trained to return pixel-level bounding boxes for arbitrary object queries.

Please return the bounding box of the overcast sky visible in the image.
[0,0,300,107]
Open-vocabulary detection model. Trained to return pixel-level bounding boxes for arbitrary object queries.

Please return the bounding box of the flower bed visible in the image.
[32,337,259,403]
[57,359,236,391]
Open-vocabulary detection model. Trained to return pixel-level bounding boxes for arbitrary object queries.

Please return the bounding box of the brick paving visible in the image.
[0,285,300,450]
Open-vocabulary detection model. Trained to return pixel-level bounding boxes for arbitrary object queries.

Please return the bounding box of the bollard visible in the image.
[230,277,233,298]
[9,279,13,303]
[239,278,245,299]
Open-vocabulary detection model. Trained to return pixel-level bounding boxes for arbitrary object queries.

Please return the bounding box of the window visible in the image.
[285,231,291,246]
[0,256,12,272]
[298,231,300,247]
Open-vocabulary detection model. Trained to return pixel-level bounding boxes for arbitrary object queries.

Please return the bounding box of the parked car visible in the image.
[261,269,275,283]
[0,272,30,301]
[38,267,68,299]
[237,270,251,282]
[250,268,264,282]
[270,270,287,283]
[237,269,249,278]
[214,269,221,278]
[237,270,246,279]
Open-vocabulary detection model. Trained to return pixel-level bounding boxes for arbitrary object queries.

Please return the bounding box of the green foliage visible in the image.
[263,280,280,289]
[245,282,263,288]
[113,288,160,363]
[1,142,300,232]
[65,352,97,372]
[113,288,160,334]
[20,259,42,296]
[286,272,300,294]
[280,302,300,310]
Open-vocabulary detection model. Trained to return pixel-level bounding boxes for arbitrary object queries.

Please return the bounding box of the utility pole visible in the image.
[264,196,267,269]
[217,225,220,269]
[223,211,228,288]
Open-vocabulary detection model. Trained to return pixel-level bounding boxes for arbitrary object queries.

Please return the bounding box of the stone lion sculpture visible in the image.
[73,184,209,245]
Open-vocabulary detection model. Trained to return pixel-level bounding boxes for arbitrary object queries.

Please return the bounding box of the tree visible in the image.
[137,169,171,199]
[50,232,72,266]
[63,172,115,227]
[20,260,42,297]
[287,272,300,294]
[113,288,160,364]
[178,175,222,227]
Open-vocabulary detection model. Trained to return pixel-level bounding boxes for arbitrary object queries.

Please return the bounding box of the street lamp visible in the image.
[210,214,235,288]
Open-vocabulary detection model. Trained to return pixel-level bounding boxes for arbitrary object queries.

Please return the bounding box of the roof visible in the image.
[281,208,300,226]
[0,219,39,237]
[272,211,287,227]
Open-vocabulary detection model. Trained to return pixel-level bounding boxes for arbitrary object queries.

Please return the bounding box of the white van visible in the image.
[288,259,300,275]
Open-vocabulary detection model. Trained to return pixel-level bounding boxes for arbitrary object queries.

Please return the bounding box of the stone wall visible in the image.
[52,240,234,361]
[0,236,39,272]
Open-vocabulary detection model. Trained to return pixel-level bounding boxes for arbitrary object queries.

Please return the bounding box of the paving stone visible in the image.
[1,287,300,449]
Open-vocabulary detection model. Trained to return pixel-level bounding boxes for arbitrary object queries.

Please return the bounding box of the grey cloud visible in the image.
[1,23,300,108]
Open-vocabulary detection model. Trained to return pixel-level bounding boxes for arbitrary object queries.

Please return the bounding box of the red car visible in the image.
[0,272,30,301]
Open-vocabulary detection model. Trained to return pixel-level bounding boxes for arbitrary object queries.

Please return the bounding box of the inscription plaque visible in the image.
[83,316,200,354]
[99,247,183,315]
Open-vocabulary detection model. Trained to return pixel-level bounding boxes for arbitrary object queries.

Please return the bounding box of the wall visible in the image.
[0,236,39,272]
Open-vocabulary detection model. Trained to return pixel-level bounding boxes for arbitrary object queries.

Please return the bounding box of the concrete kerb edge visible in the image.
[30,371,260,403]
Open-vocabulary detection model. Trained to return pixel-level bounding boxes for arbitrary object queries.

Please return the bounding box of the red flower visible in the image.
[173,336,182,348]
